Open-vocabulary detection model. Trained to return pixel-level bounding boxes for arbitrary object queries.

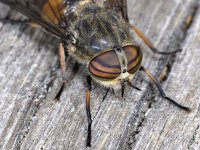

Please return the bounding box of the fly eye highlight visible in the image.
[89,50,121,80]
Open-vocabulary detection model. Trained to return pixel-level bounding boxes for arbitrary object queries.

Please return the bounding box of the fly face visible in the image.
[88,45,143,88]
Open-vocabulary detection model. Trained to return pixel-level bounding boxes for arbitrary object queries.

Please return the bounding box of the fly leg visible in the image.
[140,66,191,112]
[59,43,67,81]
[130,24,181,55]
[53,43,67,101]
[86,76,92,147]
[102,88,110,102]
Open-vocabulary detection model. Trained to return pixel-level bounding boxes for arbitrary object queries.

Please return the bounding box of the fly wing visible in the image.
[95,0,129,22]
[0,0,71,39]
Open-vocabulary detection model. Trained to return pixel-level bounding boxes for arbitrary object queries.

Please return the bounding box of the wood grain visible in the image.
[0,0,199,150]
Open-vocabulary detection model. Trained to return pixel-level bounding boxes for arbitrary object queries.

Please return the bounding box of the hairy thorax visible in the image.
[65,2,132,64]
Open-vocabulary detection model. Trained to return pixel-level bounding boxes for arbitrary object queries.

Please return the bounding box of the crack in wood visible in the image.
[187,125,199,149]
[13,66,59,149]
[127,85,156,149]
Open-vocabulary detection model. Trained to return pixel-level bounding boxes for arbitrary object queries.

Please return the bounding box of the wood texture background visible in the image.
[0,0,200,149]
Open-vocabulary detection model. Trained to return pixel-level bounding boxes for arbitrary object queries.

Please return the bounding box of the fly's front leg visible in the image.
[85,76,92,147]
[140,66,191,112]
[130,24,181,55]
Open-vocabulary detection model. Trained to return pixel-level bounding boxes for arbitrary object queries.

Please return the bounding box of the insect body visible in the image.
[0,0,191,147]
[42,0,142,88]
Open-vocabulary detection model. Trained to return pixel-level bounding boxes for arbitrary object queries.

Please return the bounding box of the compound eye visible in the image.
[124,45,142,74]
[89,50,121,80]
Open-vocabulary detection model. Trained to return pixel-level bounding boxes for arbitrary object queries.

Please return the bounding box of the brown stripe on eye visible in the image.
[124,45,142,74]
[89,50,121,79]
[89,63,120,79]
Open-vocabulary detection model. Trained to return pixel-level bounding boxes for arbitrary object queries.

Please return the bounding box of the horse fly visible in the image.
[0,0,191,147]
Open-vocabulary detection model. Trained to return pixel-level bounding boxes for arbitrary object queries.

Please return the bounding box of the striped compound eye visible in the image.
[88,45,142,81]
[124,45,142,74]
[89,50,121,80]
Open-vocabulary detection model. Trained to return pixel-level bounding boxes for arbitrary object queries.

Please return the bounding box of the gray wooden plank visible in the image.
[0,0,199,150]
[132,4,200,150]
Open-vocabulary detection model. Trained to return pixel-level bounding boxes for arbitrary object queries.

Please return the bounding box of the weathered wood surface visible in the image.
[0,0,200,149]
